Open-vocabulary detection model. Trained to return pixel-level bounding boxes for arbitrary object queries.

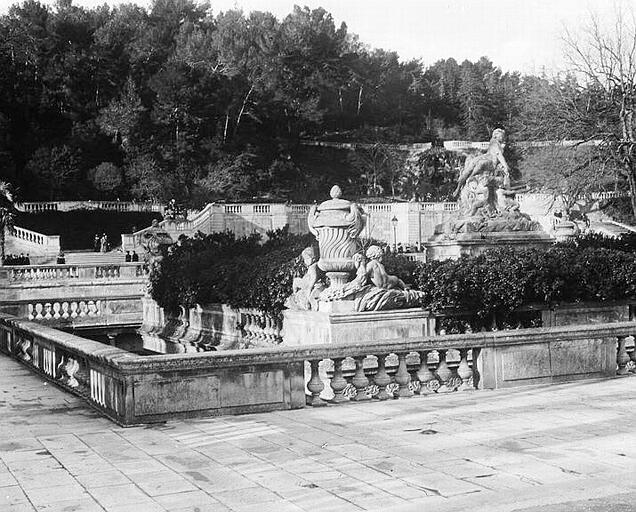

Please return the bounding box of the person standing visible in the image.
[100,233,108,253]
[94,233,100,252]
[125,251,131,262]
[131,251,139,262]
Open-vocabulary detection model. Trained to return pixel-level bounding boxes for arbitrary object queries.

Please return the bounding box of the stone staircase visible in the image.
[63,251,126,265]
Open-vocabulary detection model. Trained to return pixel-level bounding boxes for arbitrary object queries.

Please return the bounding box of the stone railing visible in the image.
[0,262,148,283]
[16,201,165,214]
[9,226,60,255]
[2,295,144,329]
[1,312,633,425]
[140,298,283,352]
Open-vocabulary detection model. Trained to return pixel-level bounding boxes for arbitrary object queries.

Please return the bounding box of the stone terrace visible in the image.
[1,354,636,512]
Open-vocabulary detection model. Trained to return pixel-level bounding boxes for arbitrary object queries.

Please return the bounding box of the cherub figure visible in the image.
[286,247,325,310]
[365,245,407,290]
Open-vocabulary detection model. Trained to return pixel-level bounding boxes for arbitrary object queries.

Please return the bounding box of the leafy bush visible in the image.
[150,227,314,315]
[414,246,636,329]
[558,231,636,253]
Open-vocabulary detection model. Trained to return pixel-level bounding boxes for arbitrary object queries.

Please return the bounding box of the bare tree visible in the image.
[563,5,636,216]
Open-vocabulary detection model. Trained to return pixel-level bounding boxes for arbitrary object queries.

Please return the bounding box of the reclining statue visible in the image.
[317,245,425,312]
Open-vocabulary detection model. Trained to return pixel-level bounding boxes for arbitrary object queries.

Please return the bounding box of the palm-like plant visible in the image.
[0,182,16,264]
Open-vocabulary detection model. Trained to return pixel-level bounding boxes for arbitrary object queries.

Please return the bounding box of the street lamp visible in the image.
[391,215,398,252]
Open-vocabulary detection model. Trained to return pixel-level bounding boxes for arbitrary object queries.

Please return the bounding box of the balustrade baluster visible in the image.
[395,352,413,398]
[374,354,392,400]
[457,348,474,391]
[617,336,630,375]
[417,350,437,394]
[435,350,453,393]
[629,337,636,372]
[352,356,370,401]
[330,358,348,403]
[307,360,326,406]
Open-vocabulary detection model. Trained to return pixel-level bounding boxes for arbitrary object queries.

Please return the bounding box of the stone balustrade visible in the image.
[28,300,101,321]
[1,311,633,425]
[140,298,282,352]
[9,226,61,255]
[0,262,148,283]
[16,200,164,214]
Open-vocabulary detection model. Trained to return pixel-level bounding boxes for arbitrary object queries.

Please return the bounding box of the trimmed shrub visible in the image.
[150,227,313,315]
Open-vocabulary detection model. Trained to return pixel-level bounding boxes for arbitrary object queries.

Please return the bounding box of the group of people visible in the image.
[3,253,31,266]
[124,251,140,262]
[93,233,109,253]
[389,242,424,254]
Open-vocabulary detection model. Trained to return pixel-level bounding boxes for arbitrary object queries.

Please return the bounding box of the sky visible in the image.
[0,0,621,74]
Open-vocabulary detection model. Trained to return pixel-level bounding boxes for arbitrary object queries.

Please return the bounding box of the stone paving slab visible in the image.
[1,354,635,512]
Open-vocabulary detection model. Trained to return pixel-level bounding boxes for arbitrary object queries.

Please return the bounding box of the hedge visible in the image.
[150,230,636,323]
[149,227,313,315]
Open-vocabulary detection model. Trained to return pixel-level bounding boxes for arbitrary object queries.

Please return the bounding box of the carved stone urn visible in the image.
[308,186,365,290]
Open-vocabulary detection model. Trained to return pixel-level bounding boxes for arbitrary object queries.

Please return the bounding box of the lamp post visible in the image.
[391,215,398,252]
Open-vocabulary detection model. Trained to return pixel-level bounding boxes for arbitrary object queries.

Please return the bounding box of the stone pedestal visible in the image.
[425,231,554,260]
[282,308,435,346]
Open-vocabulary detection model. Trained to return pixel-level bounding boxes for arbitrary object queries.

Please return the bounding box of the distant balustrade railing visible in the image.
[16,201,165,213]
[1,262,148,282]
[0,313,633,425]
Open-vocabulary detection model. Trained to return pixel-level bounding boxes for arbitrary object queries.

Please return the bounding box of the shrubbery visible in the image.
[149,227,313,315]
[413,246,636,329]
[150,230,636,324]
[557,231,636,253]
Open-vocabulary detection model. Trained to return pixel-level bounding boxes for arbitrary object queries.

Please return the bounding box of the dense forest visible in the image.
[0,0,628,205]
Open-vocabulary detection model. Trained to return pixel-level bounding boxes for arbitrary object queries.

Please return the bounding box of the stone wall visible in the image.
[1,311,633,425]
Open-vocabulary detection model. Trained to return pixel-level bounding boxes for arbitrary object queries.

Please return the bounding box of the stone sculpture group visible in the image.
[449,128,540,233]
[286,185,425,312]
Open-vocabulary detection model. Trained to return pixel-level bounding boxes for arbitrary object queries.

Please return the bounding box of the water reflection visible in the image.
[70,329,161,356]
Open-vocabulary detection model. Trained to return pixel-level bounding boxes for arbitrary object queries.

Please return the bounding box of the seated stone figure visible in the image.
[318,246,425,312]
[319,251,370,302]
[364,245,407,290]
[285,247,325,311]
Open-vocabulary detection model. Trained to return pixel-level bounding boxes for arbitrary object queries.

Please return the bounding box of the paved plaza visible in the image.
[1,354,636,512]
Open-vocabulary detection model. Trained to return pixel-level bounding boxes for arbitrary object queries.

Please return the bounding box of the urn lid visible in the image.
[317,185,351,211]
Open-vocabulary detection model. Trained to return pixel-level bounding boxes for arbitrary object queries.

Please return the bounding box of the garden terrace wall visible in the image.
[1,312,634,426]
[0,263,148,329]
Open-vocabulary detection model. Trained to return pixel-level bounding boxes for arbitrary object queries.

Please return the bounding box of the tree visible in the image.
[519,144,617,218]
[348,143,404,197]
[0,181,16,262]
[563,6,636,216]
[89,161,122,194]
[25,144,81,199]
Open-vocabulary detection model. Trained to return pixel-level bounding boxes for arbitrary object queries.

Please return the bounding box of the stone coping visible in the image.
[286,307,433,324]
